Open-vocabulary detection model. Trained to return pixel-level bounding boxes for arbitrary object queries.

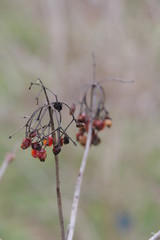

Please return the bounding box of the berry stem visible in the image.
[42,82,65,240]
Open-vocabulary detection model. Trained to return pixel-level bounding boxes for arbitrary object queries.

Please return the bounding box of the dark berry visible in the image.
[64,135,70,145]
[53,102,62,112]
[53,145,61,155]
[76,122,85,128]
[32,142,42,151]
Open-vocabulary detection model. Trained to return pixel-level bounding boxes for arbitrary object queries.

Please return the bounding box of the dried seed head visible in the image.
[10,80,77,161]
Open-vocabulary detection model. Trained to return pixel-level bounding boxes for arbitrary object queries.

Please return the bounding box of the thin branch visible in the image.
[66,121,92,240]
[149,231,160,240]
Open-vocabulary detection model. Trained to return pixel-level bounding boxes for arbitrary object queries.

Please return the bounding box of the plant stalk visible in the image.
[66,121,92,240]
[149,231,160,240]
[42,83,65,240]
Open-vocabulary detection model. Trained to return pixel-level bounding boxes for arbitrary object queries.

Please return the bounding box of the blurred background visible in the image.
[0,0,160,239]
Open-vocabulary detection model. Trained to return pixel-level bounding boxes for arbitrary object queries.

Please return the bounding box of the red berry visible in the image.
[43,136,53,146]
[21,138,32,150]
[37,149,47,162]
[29,131,37,138]
[31,149,39,158]
[76,132,83,141]
[79,135,87,146]
[93,120,105,131]
[77,113,86,123]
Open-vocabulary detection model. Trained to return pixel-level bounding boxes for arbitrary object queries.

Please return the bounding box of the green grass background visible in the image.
[0,0,160,239]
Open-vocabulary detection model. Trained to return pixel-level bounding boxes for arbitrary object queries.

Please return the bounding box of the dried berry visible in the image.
[53,145,61,155]
[21,138,32,150]
[93,120,105,131]
[32,142,42,151]
[53,102,62,112]
[79,135,87,146]
[76,122,85,129]
[38,149,47,161]
[91,134,101,146]
[104,118,112,128]
[64,135,70,145]
[76,132,84,141]
[31,149,39,158]
[77,113,86,123]
[29,131,37,138]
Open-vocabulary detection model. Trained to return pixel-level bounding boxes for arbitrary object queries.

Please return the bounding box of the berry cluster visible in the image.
[10,80,77,162]
[76,83,112,146]
[21,132,71,162]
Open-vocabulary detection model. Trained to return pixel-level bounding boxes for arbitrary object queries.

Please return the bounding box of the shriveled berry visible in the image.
[79,135,87,146]
[31,149,39,158]
[38,149,47,162]
[64,135,70,145]
[77,113,86,123]
[76,132,84,141]
[91,134,101,146]
[76,122,85,128]
[54,102,62,112]
[104,118,112,128]
[93,120,105,131]
[29,131,37,138]
[21,138,32,150]
[32,142,41,151]
[43,136,53,146]
[53,145,61,155]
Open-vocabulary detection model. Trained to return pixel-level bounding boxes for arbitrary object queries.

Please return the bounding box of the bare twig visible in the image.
[66,121,92,240]
[149,231,160,240]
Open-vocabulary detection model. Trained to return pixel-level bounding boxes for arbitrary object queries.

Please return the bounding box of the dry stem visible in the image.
[149,231,160,240]
[66,121,92,240]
